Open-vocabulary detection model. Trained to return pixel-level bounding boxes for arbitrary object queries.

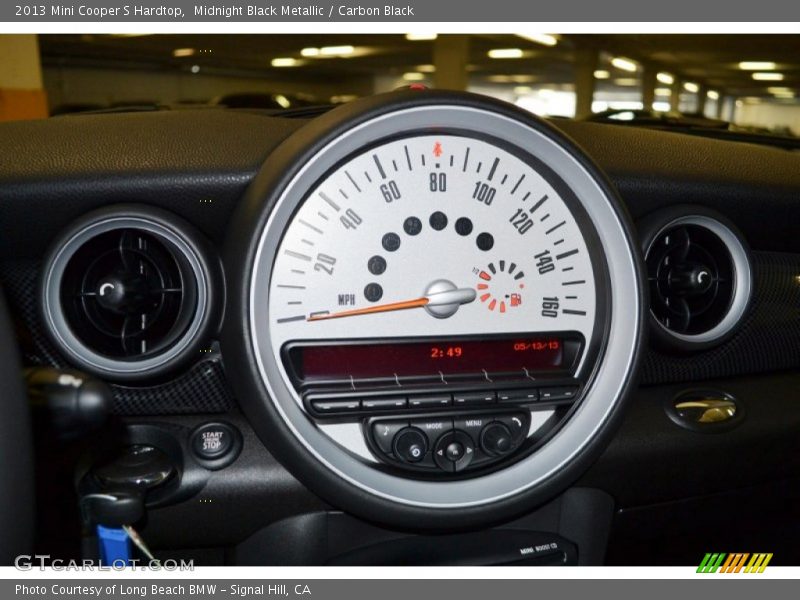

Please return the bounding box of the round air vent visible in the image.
[41,205,221,381]
[641,207,752,351]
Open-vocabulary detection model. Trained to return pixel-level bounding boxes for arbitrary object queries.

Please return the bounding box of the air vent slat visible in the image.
[58,228,195,360]
[641,209,753,351]
[41,206,217,381]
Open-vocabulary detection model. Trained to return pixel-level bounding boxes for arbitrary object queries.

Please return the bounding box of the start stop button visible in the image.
[190,422,241,469]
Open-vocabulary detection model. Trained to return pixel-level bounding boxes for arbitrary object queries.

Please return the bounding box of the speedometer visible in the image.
[224,91,644,528]
[270,133,599,374]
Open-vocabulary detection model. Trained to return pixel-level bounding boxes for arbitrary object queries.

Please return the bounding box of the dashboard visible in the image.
[2,89,800,565]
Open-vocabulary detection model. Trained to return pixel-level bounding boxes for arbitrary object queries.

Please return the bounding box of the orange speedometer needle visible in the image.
[307,285,477,322]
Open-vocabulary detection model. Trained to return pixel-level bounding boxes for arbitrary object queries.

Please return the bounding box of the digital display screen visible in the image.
[289,337,575,383]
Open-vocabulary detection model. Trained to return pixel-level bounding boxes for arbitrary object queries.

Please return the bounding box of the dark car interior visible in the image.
[2,35,800,568]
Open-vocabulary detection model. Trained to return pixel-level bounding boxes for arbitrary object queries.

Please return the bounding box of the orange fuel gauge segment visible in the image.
[476,260,525,313]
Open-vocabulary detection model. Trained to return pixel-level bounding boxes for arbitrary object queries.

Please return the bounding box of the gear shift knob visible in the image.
[25,367,110,440]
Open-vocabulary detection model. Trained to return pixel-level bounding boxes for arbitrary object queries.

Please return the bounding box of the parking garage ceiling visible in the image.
[38,34,800,99]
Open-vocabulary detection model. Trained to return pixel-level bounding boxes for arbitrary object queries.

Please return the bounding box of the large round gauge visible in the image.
[269,133,598,373]
[224,90,644,529]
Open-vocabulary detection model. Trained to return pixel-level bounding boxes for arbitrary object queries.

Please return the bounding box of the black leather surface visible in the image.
[0,287,34,564]
[0,109,304,258]
[555,120,800,253]
[580,371,800,508]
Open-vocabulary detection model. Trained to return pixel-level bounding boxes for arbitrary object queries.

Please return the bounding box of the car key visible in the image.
[123,525,156,562]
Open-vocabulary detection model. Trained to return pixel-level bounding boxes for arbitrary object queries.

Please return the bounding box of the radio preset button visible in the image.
[539,386,578,402]
[453,391,496,406]
[409,394,452,409]
[362,397,407,411]
[497,389,539,403]
[311,399,360,414]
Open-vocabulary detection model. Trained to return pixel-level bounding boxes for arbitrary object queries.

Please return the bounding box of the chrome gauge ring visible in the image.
[224,90,645,527]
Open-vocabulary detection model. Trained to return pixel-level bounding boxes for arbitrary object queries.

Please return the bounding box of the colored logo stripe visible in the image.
[697,552,773,573]
[697,553,726,573]
[744,553,773,573]
[720,553,749,573]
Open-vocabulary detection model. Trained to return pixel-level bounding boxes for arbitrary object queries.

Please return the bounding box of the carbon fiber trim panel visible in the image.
[641,252,800,384]
[0,260,234,415]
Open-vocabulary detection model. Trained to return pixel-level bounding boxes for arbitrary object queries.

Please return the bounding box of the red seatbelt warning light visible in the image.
[433,142,443,157]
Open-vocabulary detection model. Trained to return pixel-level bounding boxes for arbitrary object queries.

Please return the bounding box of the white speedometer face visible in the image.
[269,133,598,378]
[242,98,641,515]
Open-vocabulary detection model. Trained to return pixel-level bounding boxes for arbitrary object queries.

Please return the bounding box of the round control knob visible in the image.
[95,274,149,314]
[668,263,714,295]
[445,441,465,462]
[393,427,428,463]
[480,422,514,456]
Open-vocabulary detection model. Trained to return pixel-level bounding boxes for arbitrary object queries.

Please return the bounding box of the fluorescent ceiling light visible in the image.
[402,72,426,81]
[739,61,776,70]
[487,74,537,83]
[274,94,291,109]
[683,82,699,93]
[405,33,438,41]
[301,47,320,57]
[319,45,355,56]
[330,94,358,104]
[416,64,436,73]
[707,90,720,100]
[611,57,638,72]
[656,72,674,84]
[190,65,200,74]
[271,57,299,67]
[655,87,671,96]
[768,87,795,98]
[593,70,610,79]
[752,72,784,81]
[615,78,639,86]
[518,34,558,47]
[172,48,196,58]
[488,48,525,59]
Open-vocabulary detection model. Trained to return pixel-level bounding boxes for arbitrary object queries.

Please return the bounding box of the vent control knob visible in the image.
[667,263,714,295]
[95,274,149,314]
